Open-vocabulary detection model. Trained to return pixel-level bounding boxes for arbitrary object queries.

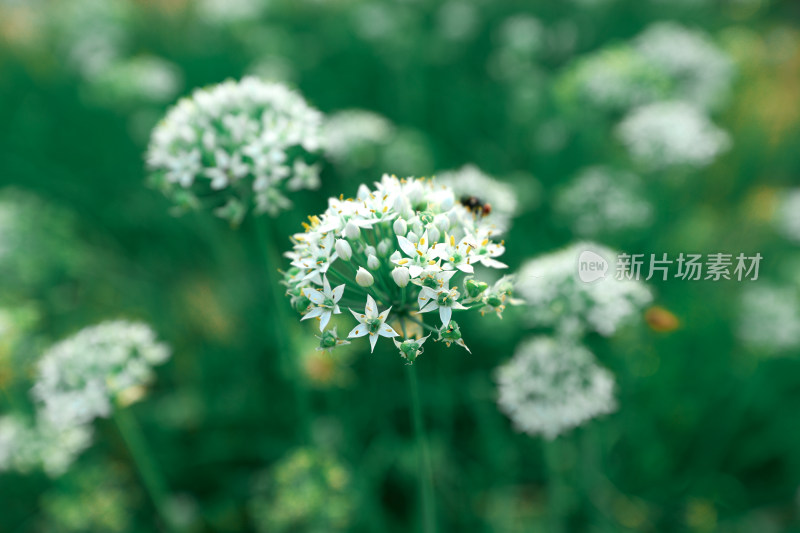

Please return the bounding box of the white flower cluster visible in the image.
[634,22,735,111]
[738,284,800,354]
[34,321,171,429]
[557,45,671,112]
[195,0,266,24]
[322,109,394,166]
[435,165,518,234]
[0,415,93,477]
[516,242,652,336]
[146,77,323,224]
[86,55,183,107]
[283,175,521,361]
[775,188,800,243]
[1,320,171,477]
[616,101,731,170]
[496,336,617,439]
[557,23,733,114]
[554,166,653,236]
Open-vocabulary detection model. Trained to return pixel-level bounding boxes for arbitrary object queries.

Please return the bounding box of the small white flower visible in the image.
[355,267,374,287]
[392,230,441,278]
[471,231,508,269]
[301,276,345,332]
[348,295,399,352]
[419,285,468,326]
[434,233,476,273]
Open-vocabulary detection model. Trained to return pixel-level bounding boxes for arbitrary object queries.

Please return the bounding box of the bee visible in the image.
[460,195,492,217]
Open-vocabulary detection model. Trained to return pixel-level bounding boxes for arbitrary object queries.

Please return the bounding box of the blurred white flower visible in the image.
[0,415,93,477]
[496,336,617,439]
[634,22,735,110]
[195,0,267,24]
[33,320,171,429]
[322,109,394,167]
[516,242,652,336]
[775,189,800,243]
[738,284,800,354]
[146,77,323,224]
[616,101,731,170]
[554,166,653,236]
[249,447,355,532]
[84,55,183,107]
[557,45,672,112]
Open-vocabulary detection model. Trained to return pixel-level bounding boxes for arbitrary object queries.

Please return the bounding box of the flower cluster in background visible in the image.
[146,77,323,225]
[496,337,617,439]
[0,321,170,477]
[495,242,652,439]
[553,166,654,237]
[249,447,355,533]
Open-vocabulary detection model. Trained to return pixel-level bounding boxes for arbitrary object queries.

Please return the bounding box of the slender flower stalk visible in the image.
[406,360,437,533]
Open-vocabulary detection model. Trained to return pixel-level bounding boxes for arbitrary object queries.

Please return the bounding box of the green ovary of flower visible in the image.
[319,331,338,349]
[367,318,383,335]
[466,279,488,298]
[441,321,462,340]
[487,295,504,307]
[437,292,452,306]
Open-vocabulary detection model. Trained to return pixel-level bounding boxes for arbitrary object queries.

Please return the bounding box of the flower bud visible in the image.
[365,245,377,257]
[428,227,440,243]
[345,221,360,239]
[434,214,450,232]
[407,231,419,244]
[419,210,435,225]
[391,266,410,287]
[367,254,380,270]
[355,267,374,287]
[411,221,424,235]
[294,295,311,313]
[393,218,408,236]
[335,239,352,261]
[377,238,391,256]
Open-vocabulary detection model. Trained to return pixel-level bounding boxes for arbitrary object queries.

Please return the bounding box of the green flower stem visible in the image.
[113,408,177,532]
[253,217,312,443]
[405,315,439,335]
[406,362,437,533]
[543,439,567,533]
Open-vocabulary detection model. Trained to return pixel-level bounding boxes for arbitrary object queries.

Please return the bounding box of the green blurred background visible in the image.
[2,0,800,531]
